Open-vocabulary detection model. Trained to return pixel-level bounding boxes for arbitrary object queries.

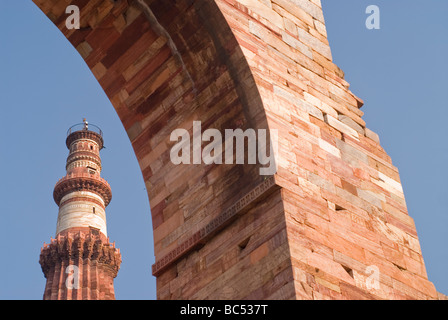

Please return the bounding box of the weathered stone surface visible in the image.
[33,0,441,300]
[40,229,121,300]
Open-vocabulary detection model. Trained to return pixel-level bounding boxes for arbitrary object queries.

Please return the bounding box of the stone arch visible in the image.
[33,0,440,300]
[33,0,279,299]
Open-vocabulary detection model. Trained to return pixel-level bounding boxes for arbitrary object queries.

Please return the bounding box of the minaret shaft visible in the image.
[40,120,121,300]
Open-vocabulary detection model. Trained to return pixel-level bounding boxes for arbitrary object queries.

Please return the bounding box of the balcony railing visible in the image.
[66,122,103,137]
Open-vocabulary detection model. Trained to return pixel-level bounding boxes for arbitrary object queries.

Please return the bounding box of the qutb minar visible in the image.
[39,119,121,300]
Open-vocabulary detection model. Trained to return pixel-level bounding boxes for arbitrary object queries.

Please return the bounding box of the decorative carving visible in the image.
[40,229,121,279]
[66,152,102,170]
[66,130,104,150]
[53,173,112,206]
[152,176,279,276]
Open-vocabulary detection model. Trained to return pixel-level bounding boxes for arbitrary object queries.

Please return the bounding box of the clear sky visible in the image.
[0,0,155,299]
[322,0,448,296]
[0,1,446,299]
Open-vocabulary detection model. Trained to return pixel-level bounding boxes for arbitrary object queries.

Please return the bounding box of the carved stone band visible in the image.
[152,176,279,276]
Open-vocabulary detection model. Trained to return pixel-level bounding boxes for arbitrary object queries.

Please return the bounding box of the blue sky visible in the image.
[0,1,446,299]
[0,0,155,299]
[322,0,448,296]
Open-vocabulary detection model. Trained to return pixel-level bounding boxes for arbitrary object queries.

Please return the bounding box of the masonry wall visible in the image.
[214,0,437,299]
[33,0,440,299]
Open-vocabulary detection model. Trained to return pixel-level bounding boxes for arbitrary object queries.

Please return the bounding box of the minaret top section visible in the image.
[53,119,112,236]
[66,118,104,150]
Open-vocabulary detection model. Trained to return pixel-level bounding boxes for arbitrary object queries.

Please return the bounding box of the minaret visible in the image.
[39,119,121,300]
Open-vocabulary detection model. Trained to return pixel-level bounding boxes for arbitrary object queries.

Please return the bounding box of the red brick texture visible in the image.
[33,0,442,299]
[40,228,121,300]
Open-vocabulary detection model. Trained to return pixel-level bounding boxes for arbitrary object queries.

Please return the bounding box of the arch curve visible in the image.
[33,0,439,300]
[34,0,277,299]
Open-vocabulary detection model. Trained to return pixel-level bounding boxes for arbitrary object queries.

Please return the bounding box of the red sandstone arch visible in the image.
[33,0,442,300]
[34,0,276,299]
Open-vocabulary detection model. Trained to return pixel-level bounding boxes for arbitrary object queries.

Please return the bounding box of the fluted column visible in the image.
[40,229,121,300]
